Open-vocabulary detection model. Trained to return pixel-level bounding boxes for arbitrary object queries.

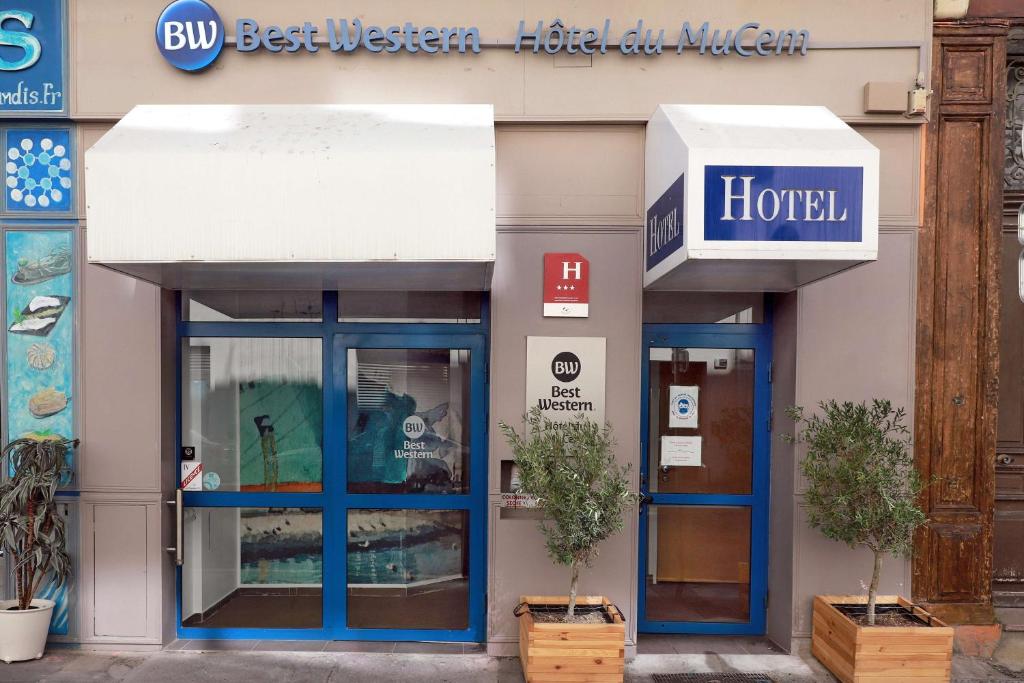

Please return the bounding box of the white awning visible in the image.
[85,104,496,290]
[644,105,879,291]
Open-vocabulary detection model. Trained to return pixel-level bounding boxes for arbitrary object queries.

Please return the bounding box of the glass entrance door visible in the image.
[176,292,487,642]
[638,325,771,635]
[335,334,486,641]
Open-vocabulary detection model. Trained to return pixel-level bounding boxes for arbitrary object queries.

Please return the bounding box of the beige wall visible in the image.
[67,0,930,648]
[781,125,922,642]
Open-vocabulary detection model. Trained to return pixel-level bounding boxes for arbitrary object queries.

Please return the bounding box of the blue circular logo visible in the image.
[676,396,693,417]
[155,0,225,72]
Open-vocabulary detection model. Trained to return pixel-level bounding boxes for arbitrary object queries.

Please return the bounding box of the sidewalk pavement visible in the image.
[0,644,1020,682]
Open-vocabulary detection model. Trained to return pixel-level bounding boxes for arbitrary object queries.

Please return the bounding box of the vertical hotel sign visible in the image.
[0,0,68,116]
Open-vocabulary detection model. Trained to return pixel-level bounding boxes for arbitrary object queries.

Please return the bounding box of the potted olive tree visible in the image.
[0,437,75,663]
[500,409,636,683]
[787,400,952,683]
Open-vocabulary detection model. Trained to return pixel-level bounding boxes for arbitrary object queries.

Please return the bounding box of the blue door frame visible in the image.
[174,292,489,642]
[637,320,772,635]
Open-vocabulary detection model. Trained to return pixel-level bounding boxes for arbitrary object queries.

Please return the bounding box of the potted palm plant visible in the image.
[787,400,952,683]
[500,409,636,683]
[0,437,76,664]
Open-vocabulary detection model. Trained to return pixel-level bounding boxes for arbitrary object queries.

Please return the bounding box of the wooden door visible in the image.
[914,21,1008,625]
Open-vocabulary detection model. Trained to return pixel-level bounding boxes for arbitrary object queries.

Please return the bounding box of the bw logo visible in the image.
[155,0,225,72]
[551,352,581,383]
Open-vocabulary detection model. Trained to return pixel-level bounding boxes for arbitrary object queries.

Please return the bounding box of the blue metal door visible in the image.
[638,322,772,635]
[330,333,488,642]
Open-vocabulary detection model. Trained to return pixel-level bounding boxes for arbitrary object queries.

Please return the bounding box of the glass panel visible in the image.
[645,505,751,623]
[339,291,481,323]
[182,507,322,629]
[648,347,754,495]
[347,509,469,630]
[182,338,323,492]
[184,291,322,321]
[347,348,470,494]
[643,291,763,324]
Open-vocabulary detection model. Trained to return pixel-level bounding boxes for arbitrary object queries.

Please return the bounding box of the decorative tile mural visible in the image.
[5,229,74,479]
[4,128,73,213]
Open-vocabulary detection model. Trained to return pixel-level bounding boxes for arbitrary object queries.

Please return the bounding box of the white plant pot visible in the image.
[0,599,54,663]
[935,0,970,19]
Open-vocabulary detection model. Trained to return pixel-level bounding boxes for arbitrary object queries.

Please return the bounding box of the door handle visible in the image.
[165,488,183,566]
[998,454,1015,466]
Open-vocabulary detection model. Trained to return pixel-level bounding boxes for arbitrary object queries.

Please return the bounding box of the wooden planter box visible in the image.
[812,595,954,683]
[517,595,626,683]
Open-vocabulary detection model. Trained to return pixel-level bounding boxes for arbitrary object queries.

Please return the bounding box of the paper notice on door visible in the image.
[668,385,699,428]
[660,436,702,467]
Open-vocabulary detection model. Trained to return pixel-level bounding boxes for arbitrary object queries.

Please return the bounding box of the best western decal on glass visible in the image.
[347,348,469,495]
[155,0,812,71]
[0,0,67,115]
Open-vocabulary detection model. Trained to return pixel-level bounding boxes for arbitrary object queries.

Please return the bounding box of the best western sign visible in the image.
[643,105,879,291]
[526,337,606,429]
[0,0,67,116]
[154,0,812,72]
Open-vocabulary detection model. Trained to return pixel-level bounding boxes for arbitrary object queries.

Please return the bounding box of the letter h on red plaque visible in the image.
[543,252,589,317]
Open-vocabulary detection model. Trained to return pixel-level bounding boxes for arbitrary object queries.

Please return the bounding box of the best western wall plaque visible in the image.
[525,336,606,427]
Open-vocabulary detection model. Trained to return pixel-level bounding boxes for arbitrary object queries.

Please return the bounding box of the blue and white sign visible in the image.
[643,105,879,291]
[0,0,67,116]
[155,0,225,72]
[704,165,863,242]
[3,127,73,214]
[669,385,698,429]
[646,172,685,271]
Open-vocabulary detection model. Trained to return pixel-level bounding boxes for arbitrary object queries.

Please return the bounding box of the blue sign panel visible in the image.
[703,165,863,242]
[4,127,73,213]
[646,172,685,271]
[0,0,67,116]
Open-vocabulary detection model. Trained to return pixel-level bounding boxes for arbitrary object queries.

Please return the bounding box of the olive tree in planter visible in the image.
[0,437,76,664]
[500,409,636,683]
[787,400,952,683]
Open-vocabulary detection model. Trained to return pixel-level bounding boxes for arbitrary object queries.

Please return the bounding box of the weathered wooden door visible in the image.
[915,21,1007,624]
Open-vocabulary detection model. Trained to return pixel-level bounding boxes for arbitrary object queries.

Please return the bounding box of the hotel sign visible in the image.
[704,165,864,242]
[526,337,606,429]
[155,0,812,71]
[0,0,67,116]
[543,252,589,318]
[646,173,685,271]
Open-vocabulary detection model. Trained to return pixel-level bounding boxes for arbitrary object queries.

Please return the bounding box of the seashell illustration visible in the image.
[26,343,55,370]
[28,388,68,418]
